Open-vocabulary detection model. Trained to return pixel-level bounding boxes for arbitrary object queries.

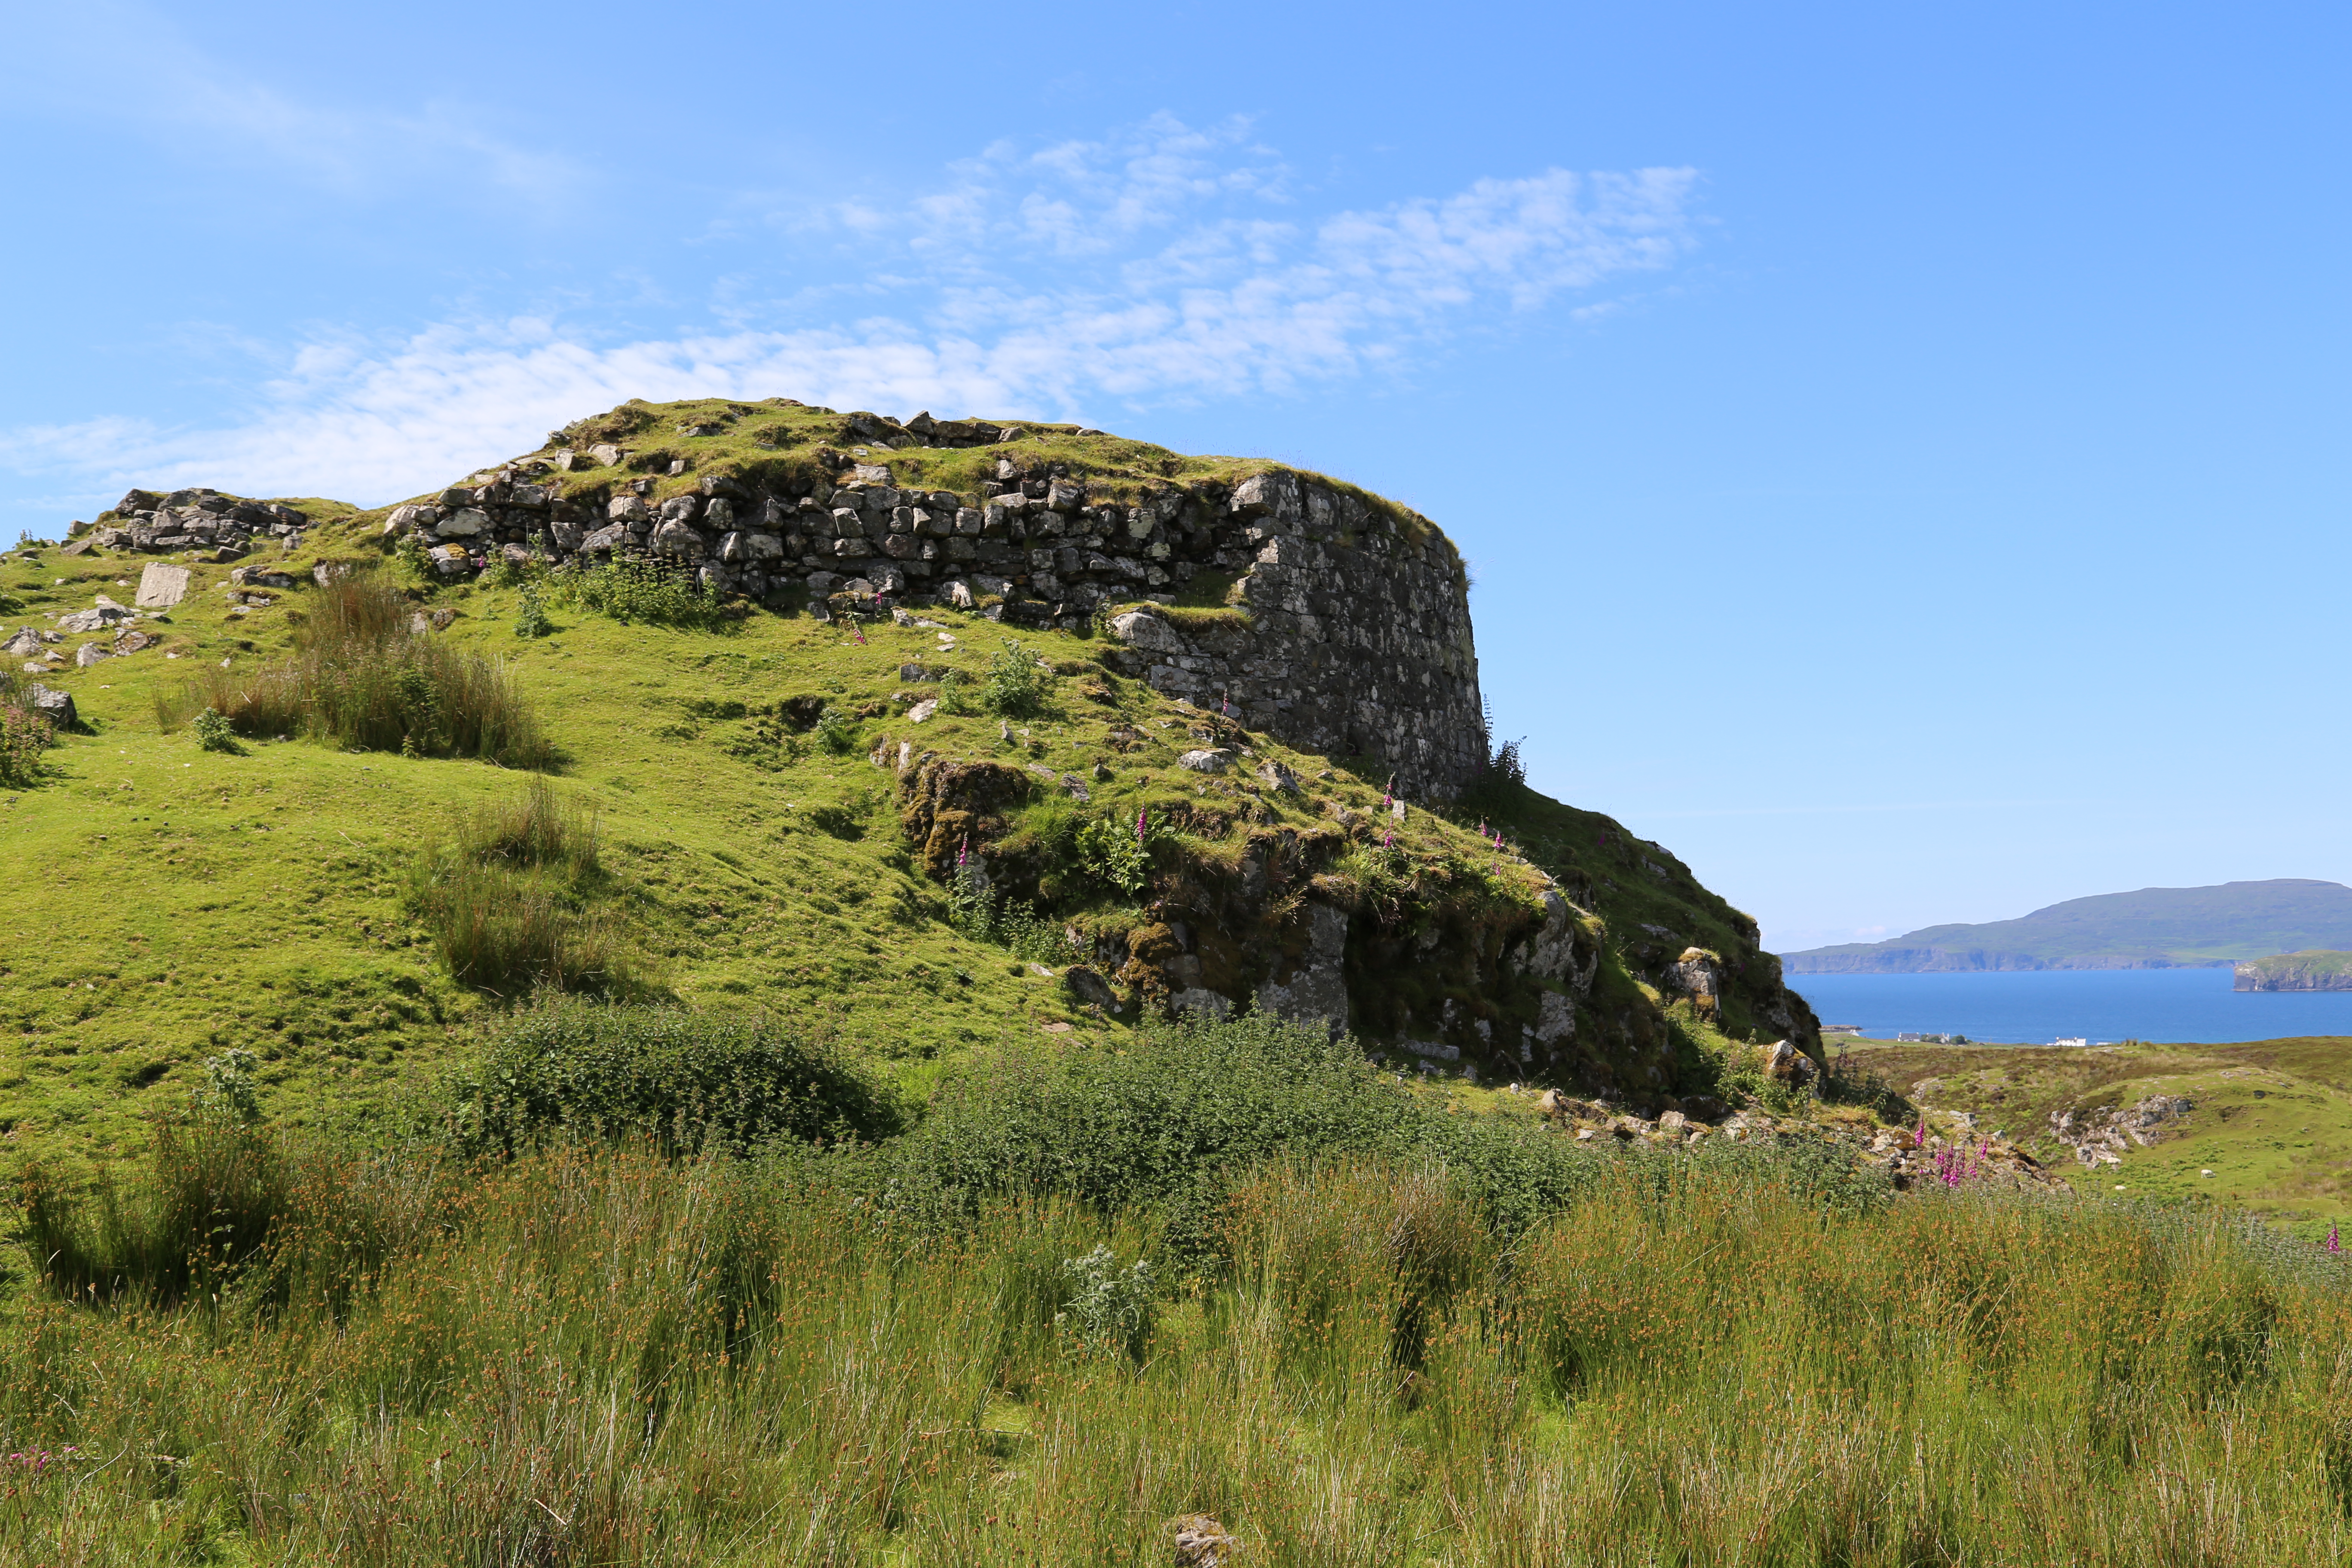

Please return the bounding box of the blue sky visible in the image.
[6,0,2346,951]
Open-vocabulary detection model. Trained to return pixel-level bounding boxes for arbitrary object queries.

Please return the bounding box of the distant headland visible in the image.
[1782,879,2352,974]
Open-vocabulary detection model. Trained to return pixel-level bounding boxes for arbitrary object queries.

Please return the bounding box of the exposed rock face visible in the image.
[2049,1096,2193,1167]
[2233,951,2352,990]
[1255,900,1351,1035]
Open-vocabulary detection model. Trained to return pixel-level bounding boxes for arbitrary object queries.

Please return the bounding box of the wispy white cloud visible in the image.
[3,117,1698,509]
[10,1,581,209]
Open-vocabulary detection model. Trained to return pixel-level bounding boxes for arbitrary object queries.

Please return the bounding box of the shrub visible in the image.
[441,996,900,1158]
[812,705,859,755]
[188,707,239,753]
[1054,1244,1157,1360]
[938,665,977,715]
[165,573,548,766]
[883,1012,1891,1259]
[0,696,51,788]
[882,1012,1421,1251]
[983,637,1050,717]
[552,555,722,628]
[195,1047,262,1124]
[513,582,553,638]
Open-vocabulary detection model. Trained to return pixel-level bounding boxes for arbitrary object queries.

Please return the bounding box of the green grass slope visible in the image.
[1844,1035,2352,1235]
[1,428,1806,1166]
[1785,878,2352,972]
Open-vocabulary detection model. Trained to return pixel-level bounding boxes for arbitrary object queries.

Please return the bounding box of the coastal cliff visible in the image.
[2233,950,2352,991]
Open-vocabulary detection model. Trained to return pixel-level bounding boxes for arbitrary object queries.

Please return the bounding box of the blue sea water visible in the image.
[1785,965,2352,1046]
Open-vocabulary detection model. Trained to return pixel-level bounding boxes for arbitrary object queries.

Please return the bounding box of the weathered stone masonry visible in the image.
[1099,471,1485,796]
[357,438,1490,795]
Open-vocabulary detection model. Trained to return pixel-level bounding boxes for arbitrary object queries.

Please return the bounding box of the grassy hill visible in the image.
[0,408,1806,1168]
[1784,879,2352,972]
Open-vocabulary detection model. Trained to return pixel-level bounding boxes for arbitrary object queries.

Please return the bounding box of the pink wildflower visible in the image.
[1913,1113,1927,1148]
[2330,1224,2342,1256]
[1136,807,1148,845]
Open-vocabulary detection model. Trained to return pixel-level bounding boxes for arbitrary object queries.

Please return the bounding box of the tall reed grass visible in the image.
[402,778,632,997]
[165,573,549,766]
[7,1131,2347,1565]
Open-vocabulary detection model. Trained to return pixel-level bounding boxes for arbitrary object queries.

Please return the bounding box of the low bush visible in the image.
[885,1012,1891,1258]
[439,996,900,1157]
[984,637,1050,717]
[0,677,51,787]
[551,555,723,628]
[812,704,860,754]
[188,706,239,753]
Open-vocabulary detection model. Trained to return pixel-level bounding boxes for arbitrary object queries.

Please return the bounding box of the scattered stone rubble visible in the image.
[1530,1084,2062,1190]
[2048,1096,2193,1169]
[87,488,309,560]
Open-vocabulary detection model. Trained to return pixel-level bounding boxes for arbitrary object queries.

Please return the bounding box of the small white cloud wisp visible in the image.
[4,120,1699,510]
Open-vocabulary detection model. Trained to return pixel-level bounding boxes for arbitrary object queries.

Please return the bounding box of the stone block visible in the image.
[135,563,190,608]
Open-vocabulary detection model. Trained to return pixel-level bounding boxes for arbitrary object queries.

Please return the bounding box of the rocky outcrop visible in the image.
[87,488,310,560]
[2233,951,2352,990]
[2049,1096,2193,1167]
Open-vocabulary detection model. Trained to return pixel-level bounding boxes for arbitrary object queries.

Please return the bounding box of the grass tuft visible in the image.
[166,572,550,765]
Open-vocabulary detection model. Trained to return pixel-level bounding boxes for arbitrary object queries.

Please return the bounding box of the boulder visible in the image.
[384,503,437,534]
[1108,609,1186,655]
[135,563,190,609]
[1255,759,1301,794]
[113,629,158,654]
[74,643,110,668]
[3,628,44,658]
[56,603,137,633]
[589,443,625,467]
[941,579,976,609]
[1178,748,1232,774]
[229,567,297,588]
[312,561,355,585]
[23,684,76,729]
[1532,989,1576,1047]
[579,523,628,553]
[650,520,707,557]
[1062,965,1121,1011]
[435,508,490,539]
[606,495,649,524]
[1171,1515,1239,1568]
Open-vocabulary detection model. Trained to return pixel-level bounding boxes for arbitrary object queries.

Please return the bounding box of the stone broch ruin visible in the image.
[349,420,1489,794]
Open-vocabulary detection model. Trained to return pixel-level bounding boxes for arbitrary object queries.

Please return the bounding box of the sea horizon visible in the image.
[1785,965,2352,1047]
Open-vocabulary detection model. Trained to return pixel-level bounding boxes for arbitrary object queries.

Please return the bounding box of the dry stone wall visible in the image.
[380,446,1490,793]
